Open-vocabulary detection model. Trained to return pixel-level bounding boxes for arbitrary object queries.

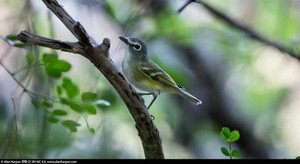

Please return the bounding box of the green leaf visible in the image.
[83,103,97,115]
[60,98,83,113]
[43,53,71,78]
[54,60,71,72]
[81,92,98,101]
[6,34,18,41]
[14,43,28,48]
[52,109,67,116]
[47,115,59,123]
[46,60,71,78]
[89,128,95,134]
[68,101,83,113]
[67,101,82,113]
[220,147,230,156]
[229,130,240,142]
[41,100,53,108]
[62,77,79,98]
[92,99,111,108]
[56,86,62,95]
[43,53,58,64]
[46,66,62,77]
[26,52,35,64]
[60,97,68,104]
[296,156,300,159]
[231,150,240,157]
[62,120,81,132]
[220,127,231,142]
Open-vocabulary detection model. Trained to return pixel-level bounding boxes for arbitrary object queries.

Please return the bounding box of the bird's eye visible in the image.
[133,44,141,50]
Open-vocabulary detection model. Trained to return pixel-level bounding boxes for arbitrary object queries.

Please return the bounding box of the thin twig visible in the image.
[0,61,49,99]
[178,0,194,13]
[0,62,28,92]
[11,97,22,158]
[179,0,300,61]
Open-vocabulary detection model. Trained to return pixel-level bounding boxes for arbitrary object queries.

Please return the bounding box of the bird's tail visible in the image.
[178,89,202,105]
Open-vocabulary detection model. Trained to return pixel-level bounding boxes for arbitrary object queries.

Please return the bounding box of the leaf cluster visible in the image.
[220,127,240,159]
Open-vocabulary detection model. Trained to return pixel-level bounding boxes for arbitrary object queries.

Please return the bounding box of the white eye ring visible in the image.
[133,44,141,51]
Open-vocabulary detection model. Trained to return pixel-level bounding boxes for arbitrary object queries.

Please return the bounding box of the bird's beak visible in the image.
[119,36,129,45]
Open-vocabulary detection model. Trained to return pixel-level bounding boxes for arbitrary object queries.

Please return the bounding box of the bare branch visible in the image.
[16,0,164,159]
[180,0,300,61]
[17,31,84,54]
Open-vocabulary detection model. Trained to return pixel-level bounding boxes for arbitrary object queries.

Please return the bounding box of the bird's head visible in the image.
[119,36,148,60]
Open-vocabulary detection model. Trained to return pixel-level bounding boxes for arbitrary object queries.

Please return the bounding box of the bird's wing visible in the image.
[140,60,179,88]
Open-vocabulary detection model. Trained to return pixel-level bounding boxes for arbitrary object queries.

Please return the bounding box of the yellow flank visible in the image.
[133,69,177,92]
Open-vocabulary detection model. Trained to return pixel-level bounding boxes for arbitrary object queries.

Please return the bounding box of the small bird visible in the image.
[119,36,202,109]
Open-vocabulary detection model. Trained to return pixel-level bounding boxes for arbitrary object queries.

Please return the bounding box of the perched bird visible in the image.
[119,36,202,109]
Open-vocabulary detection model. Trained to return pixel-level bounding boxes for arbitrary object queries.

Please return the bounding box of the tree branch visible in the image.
[17,31,84,54]
[179,0,300,61]
[16,0,164,159]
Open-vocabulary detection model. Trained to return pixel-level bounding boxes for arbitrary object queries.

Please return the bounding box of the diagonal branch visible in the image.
[16,0,164,159]
[179,0,300,61]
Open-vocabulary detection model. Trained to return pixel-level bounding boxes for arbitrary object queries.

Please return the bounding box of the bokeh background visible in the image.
[1,0,300,159]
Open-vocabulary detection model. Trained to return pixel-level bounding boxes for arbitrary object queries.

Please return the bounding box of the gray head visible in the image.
[119,36,148,61]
